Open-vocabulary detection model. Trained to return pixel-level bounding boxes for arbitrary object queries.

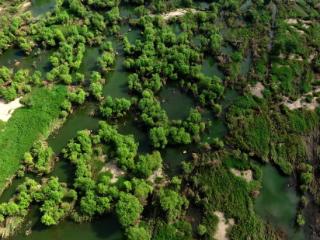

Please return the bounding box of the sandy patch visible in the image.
[0,97,23,122]
[288,54,303,61]
[302,23,310,29]
[279,53,304,61]
[20,1,31,12]
[214,211,235,240]
[230,168,253,182]
[285,18,312,28]
[301,20,313,24]
[284,97,318,111]
[100,162,125,183]
[148,167,164,184]
[151,8,198,21]
[309,53,316,62]
[249,82,265,98]
[290,26,306,35]
[294,29,305,35]
[283,87,320,111]
[285,18,298,24]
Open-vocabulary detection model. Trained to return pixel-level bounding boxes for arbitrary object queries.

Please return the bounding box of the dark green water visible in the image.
[202,57,224,79]
[221,44,234,56]
[31,0,56,17]
[47,103,99,154]
[194,1,210,10]
[240,53,252,75]
[160,86,194,120]
[255,165,305,239]
[0,176,30,203]
[118,116,151,153]
[79,47,100,78]
[240,0,253,11]
[103,56,130,99]
[171,23,182,35]
[202,89,239,141]
[162,146,191,177]
[14,212,123,240]
[0,49,52,73]
[119,4,135,19]
[119,25,140,44]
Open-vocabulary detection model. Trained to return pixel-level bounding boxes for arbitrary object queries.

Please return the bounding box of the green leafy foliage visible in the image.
[116,193,143,227]
[0,86,66,189]
[100,96,132,119]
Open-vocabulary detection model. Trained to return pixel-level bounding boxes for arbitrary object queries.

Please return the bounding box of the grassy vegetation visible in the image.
[0,85,66,189]
[187,152,269,240]
[227,95,319,174]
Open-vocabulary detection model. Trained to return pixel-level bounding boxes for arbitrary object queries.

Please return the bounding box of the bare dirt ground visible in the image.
[249,82,265,98]
[214,211,235,240]
[0,98,23,122]
[230,168,253,182]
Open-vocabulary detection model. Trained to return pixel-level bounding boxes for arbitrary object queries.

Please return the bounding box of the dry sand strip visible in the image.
[214,211,235,240]
[150,8,198,21]
[0,97,23,122]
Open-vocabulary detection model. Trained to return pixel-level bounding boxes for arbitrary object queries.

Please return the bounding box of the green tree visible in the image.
[149,127,169,149]
[100,96,132,119]
[159,189,189,221]
[135,151,163,177]
[116,193,143,227]
[127,226,151,240]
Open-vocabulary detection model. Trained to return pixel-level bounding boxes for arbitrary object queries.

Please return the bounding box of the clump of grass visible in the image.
[0,85,66,189]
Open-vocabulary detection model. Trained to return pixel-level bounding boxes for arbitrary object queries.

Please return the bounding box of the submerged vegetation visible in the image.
[0,0,319,239]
